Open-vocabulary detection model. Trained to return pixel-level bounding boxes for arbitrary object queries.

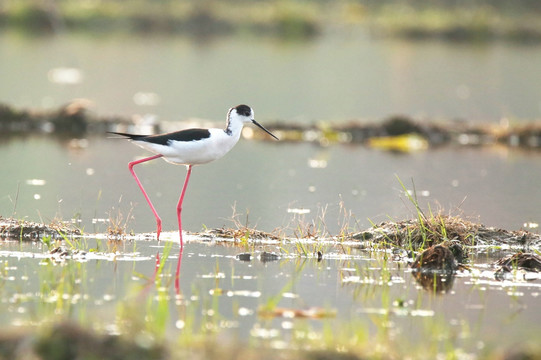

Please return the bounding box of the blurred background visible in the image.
[1,0,541,235]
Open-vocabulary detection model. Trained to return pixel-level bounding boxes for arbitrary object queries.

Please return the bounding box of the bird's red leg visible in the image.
[128,154,164,240]
[174,249,183,295]
[176,165,192,251]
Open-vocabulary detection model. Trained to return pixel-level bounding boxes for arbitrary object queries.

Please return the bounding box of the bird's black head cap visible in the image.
[235,104,252,117]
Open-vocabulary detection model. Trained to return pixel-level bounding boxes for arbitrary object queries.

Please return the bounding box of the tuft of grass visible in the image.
[353,176,527,252]
[205,204,281,243]
[106,207,132,238]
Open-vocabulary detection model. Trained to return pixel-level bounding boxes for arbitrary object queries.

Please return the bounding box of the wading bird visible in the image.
[111,104,279,249]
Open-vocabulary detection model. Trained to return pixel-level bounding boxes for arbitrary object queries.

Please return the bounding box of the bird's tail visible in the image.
[107,131,148,140]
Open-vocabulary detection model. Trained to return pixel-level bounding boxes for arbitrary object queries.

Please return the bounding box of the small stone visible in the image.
[236,253,252,262]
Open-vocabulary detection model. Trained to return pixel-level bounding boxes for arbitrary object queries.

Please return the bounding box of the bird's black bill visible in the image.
[252,120,279,140]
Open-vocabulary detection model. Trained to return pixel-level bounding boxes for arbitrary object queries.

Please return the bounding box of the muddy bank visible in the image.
[2,102,541,150]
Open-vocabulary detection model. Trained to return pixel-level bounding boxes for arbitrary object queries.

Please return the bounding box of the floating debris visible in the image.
[258,307,336,319]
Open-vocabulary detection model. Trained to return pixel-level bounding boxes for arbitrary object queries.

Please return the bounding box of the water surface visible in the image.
[2,30,541,357]
[1,136,540,235]
[1,32,541,122]
[1,236,540,356]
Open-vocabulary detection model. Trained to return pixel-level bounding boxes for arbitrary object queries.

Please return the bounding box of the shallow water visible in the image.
[1,136,540,235]
[1,31,541,122]
[1,135,541,355]
[2,30,541,356]
[1,234,540,356]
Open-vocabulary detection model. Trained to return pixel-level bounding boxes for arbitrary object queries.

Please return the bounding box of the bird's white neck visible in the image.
[224,116,244,139]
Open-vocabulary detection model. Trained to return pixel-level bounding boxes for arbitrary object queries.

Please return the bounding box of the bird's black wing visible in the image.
[144,129,212,145]
[108,132,148,140]
[109,129,212,145]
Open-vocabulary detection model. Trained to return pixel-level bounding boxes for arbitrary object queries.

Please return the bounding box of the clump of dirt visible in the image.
[411,244,458,272]
[351,215,541,249]
[409,243,468,293]
[0,216,80,240]
[495,252,541,273]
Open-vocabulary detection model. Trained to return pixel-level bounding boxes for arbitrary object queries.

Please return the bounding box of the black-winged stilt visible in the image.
[110,104,278,249]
